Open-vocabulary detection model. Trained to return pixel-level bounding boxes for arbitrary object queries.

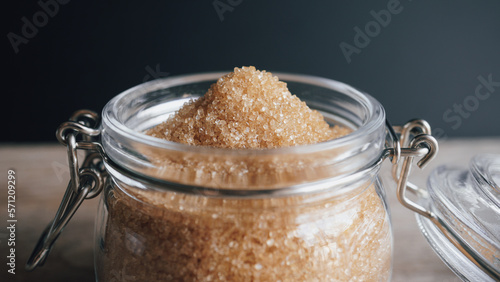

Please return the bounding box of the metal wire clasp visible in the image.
[385,121,500,279]
[384,119,439,219]
[26,110,107,271]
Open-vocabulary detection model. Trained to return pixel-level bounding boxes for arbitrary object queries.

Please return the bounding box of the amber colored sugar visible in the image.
[141,66,352,189]
[99,67,391,281]
[147,66,349,148]
[101,183,392,281]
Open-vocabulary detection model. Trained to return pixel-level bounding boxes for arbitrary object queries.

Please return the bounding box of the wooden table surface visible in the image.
[1,138,499,282]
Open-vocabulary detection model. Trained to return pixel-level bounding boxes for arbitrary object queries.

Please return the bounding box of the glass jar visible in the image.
[96,73,391,281]
[26,72,439,281]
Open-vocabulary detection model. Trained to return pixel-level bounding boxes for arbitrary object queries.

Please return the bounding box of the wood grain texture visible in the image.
[1,138,498,281]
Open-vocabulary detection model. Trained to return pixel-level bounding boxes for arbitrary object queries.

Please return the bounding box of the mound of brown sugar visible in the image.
[148,66,348,148]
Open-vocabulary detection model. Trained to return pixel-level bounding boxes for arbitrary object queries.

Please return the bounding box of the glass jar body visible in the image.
[94,72,393,281]
[95,174,392,281]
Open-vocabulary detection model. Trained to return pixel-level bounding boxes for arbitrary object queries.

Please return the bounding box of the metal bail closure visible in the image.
[386,121,500,279]
[385,119,439,219]
[26,110,106,271]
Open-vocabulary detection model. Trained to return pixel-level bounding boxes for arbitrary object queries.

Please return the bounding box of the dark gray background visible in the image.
[4,0,500,142]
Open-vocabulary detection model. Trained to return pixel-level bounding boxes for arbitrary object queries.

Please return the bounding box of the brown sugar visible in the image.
[101,182,392,281]
[99,67,392,281]
[147,66,349,148]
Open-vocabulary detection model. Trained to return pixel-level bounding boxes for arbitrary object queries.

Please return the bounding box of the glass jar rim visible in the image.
[102,71,386,156]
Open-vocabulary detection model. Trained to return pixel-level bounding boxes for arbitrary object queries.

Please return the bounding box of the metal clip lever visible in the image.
[385,119,439,219]
[395,134,438,218]
[387,120,500,280]
[26,171,92,270]
[26,110,106,271]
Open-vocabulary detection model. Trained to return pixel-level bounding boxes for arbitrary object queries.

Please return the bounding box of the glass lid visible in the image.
[416,154,500,281]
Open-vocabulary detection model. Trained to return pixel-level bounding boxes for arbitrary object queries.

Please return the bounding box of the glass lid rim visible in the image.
[416,214,498,281]
[423,156,500,279]
[427,164,500,248]
[101,71,386,156]
[471,154,500,208]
